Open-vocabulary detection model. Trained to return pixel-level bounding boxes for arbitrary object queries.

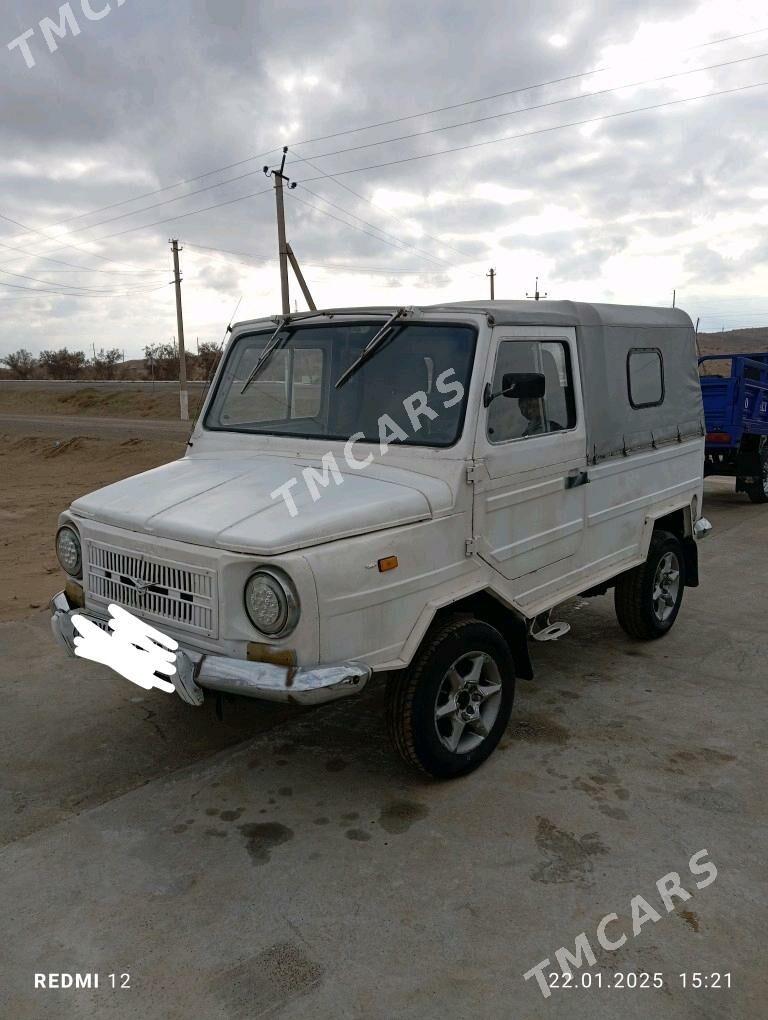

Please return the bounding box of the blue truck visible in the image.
[699,353,768,503]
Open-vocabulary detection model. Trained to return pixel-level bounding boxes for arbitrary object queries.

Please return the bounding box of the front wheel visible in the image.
[614,531,686,640]
[386,617,515,778]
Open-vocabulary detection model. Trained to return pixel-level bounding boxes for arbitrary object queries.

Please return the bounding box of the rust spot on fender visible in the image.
[247,642,297,667]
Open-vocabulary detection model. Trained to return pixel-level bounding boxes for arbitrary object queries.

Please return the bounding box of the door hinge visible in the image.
[465,538,478,557]
[466,462,482,484]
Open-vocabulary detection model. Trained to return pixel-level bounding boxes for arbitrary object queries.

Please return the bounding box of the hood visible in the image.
[70,453,454,554]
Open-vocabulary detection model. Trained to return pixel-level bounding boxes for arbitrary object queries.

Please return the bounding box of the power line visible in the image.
[6,26,764,249]
[40,147,283,232]
[18,46,767,259]
[184,240,446,274]
[295,184,470,272]
[19,79,765,262]
[0,211,153,272]
[16,160,296,242]
[0,237,166,274]
[0,279,171,297]
[292,50,768,165]
[287,189,461,272]
[5,77,764,268]
[294,79,768,183]
[39,58,750,263]
[0,265,170,293]
[6,187,275,256]
[284,25,768,147]
[290,152,478,264]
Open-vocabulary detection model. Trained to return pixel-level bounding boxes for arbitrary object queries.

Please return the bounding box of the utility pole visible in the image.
[264,147,294,315]
[170,239,189,420]
[526,276,548,301]
[487,267,496,300]
[263,148,318,314]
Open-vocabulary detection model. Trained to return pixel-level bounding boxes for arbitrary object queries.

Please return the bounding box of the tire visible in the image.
[746,443,768,504]
[614,530,686,640]
[386,616,515,779]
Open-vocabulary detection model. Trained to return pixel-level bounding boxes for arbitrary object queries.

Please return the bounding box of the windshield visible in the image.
[205,320,477,447]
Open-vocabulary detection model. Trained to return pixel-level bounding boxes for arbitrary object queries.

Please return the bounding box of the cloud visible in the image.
[1,0,767,355]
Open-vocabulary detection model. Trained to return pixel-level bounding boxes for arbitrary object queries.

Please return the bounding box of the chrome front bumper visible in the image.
[50,591,370,708]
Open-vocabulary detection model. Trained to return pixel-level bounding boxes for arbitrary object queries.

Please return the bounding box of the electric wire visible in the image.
[14,25,767,239]
[184,240,448,274]
[293,79,768,182]
[14,46,768,258]
[286,49,768,166]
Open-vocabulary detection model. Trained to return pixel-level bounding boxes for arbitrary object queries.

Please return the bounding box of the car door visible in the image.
[472,326,587,584]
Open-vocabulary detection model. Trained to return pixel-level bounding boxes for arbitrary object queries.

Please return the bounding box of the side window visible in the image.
[627,348,664,408]
[487,339,576,443]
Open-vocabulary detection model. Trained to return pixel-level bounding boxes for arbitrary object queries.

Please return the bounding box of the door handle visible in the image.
[565,470,589,489]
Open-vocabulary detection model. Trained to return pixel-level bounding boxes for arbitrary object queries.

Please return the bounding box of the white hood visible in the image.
[70,453,454,554]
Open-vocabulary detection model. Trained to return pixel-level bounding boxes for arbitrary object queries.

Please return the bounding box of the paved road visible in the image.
[1,479,766,1018]
[0,413,191,440]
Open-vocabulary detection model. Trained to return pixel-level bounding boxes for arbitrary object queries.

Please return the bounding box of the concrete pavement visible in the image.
[1,479,766,1019]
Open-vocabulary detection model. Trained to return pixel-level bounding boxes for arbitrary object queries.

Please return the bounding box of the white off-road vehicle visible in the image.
[51,301,711,777]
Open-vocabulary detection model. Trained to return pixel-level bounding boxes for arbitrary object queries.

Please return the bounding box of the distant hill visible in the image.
[696,327,768,375]
[697,327,768,357]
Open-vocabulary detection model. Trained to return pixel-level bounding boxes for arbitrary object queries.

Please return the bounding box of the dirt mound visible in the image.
[0,432,185,621]
[43,438,84,458]
[0,385,204,421]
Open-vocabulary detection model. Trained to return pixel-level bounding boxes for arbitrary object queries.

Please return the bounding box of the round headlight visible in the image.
[244,569,299,637]
[56,526,82,578]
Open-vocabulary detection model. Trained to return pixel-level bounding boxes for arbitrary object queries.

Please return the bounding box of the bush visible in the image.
[0,348,37,378]
[38,348,87,379]
[91,348,123,380]
[144,343,198,381]
[196,341,223,380]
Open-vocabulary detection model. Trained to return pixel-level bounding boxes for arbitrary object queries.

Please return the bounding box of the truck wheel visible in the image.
[386,617,514,779]
[746,444,768,504]
[614,530,686,640]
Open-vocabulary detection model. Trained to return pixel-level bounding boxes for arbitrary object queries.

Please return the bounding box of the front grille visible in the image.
[86,541,217,637]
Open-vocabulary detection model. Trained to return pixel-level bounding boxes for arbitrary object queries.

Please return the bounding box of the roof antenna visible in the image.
[526,276,548,301]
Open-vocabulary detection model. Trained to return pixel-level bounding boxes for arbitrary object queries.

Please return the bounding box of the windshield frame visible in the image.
[202,318,479,449]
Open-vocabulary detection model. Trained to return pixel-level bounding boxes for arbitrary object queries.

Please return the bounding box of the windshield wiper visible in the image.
[334,308,409,390]
[240,316,294,395]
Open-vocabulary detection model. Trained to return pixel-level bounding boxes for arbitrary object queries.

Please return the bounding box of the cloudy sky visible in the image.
[0,0,767,359]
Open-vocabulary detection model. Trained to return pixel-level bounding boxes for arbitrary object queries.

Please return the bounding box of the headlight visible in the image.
[56,526,82,578]
[244,568,299,637]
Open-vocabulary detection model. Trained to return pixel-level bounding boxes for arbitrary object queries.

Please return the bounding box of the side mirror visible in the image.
[484,372,546,407]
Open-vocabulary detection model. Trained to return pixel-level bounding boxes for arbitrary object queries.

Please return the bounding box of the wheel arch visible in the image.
[644,504,699,588]
[401,587,533,681]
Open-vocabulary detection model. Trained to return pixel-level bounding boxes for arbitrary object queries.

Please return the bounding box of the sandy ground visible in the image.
[0,434,185,621]
[0,385,205,420]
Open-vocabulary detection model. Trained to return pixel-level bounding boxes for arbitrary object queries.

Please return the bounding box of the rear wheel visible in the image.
[386,617,515,778]
[745,442,768,504]
[614,531,686,640]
